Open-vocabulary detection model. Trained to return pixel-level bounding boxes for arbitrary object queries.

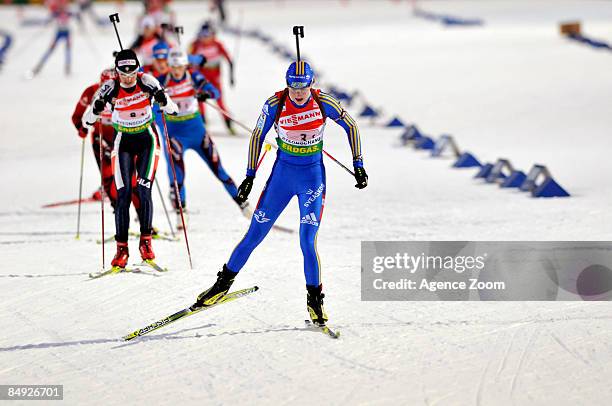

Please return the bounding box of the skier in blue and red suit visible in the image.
[156,49,247,229]
[191,60,368,326]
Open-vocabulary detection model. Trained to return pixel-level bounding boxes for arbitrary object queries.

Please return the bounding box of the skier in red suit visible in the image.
[189,22,236,134]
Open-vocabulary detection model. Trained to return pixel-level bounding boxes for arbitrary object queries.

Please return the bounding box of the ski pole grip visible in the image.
[292,26,304,38]
[109,13,120,23]
[175,26,184,45]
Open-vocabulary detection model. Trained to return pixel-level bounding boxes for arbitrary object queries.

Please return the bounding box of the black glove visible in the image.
[92,99,106,115]
[153,89,168,105]
[354,167,368,189]
[197,91,213,102]
[236,175,254,204]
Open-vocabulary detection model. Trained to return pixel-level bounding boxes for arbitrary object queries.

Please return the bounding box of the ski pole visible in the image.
[97,122,105,271]
[161,115,193,269]
[108,13,123,50]
[75,135,86,240]
[154,178,176,239]
[204,100,355,176]
[256,143,272,170]
[322,150,354,176]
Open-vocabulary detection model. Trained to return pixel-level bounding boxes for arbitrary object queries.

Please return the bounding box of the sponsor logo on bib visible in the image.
[278,109,322,127]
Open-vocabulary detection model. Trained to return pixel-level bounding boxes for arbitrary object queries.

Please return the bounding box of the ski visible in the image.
[304,320,341,339]
[145,231,179,242]
[123,286,259,341]
[96,234,116,245]
[89,261,168,278]
[42,196,100,208]
[136,259,169,273]
[88,266,133,279]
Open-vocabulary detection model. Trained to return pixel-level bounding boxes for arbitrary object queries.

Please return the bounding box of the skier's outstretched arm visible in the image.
[318,91,368,188]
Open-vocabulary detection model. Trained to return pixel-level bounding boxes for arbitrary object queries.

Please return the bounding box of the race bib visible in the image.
[276,126,325,156]
[112,107,153,132]
[173,96,199,117]
[282,129,322,145]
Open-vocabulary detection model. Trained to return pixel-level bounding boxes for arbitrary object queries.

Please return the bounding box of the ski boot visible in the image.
[139,234,155,260]
[111,242,129,269]
[191,265,237,310]
[307,284,329,326]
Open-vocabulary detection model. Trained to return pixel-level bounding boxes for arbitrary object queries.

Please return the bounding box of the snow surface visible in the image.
[1,1,611,405]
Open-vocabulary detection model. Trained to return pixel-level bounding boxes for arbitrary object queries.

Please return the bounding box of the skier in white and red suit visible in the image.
[82,50,178,269]
[71,68,142,211]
